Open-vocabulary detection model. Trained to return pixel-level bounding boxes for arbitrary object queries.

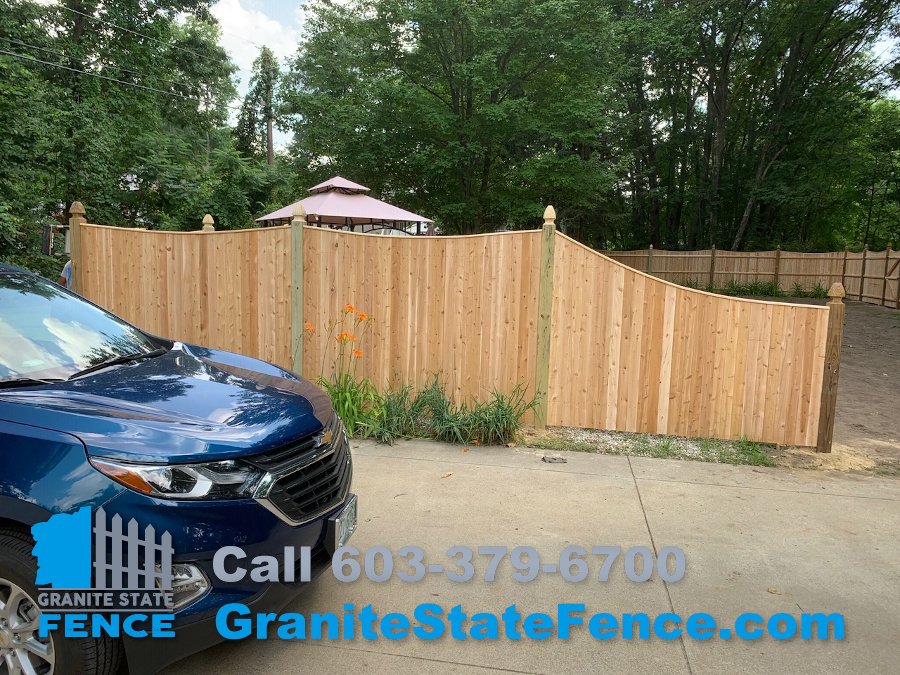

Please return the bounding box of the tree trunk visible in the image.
[266,116,275,166]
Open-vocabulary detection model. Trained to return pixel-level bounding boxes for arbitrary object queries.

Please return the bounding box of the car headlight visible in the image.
[90,457,263,500]
[156,563,210,611]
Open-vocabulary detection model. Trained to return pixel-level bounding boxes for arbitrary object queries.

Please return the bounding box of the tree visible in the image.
[235,46,280,166]
[281,0,617,233]
[0,0,239,235]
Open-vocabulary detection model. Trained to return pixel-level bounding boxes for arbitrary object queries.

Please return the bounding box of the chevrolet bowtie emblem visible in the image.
[319,429,333,446]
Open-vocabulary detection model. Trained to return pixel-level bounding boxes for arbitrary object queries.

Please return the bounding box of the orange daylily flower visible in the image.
[357,312,368,321]
[345,304,356,312]
[353,349,363,358]
[304,322,314,332]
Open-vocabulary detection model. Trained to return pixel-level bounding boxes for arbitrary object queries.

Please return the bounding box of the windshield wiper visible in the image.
[0,377,66,389]
[67,347,168,380]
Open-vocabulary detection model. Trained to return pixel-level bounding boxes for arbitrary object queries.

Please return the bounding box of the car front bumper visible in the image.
[120,495,352,675]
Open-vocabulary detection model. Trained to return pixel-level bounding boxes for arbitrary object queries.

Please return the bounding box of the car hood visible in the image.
[0,343,331,463]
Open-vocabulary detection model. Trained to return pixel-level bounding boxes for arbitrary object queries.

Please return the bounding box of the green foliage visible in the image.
[0,0,288,246]
[282,0,616,233]
[318,372,381,437]
[728,438,778,467]
[361,375,536,446]
[3,0,900,258]
[716,279,784,297]
[681,278,830,299]
[366,384,427,443]
[235,46,281,164]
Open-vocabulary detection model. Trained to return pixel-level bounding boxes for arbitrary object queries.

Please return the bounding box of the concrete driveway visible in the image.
[162,440,900,675]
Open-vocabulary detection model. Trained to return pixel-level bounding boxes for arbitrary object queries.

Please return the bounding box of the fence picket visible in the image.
[127,518,140,589]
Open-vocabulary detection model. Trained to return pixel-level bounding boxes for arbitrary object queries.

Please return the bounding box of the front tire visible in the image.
[0,529,122,675]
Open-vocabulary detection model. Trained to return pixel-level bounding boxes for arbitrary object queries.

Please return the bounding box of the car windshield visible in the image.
[0,272,159,382]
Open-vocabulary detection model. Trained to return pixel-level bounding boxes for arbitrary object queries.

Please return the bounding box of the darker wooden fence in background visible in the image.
[602,245,899,308]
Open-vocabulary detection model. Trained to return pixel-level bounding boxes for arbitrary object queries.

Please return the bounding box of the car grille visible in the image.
[245,413,342,473]
[245,434,318,473]
[251,414,352,525]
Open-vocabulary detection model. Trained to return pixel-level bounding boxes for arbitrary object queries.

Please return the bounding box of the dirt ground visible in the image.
[792,298,899,475]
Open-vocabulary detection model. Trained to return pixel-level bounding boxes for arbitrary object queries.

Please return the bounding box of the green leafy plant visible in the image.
[318,372,381,437]
[366,374,536,446]
[304,304,380,436]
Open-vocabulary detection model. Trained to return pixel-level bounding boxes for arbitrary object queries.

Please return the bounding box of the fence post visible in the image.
[773,245,782,290]
[201,213,215,231]
[858,244,868,301]
[881,243,892,307]
[647,244,654,275]
[290,203,307,375]
[840,246,849,288]
[534,205,556,430]
[708,245,716,288]
[816,283,846,453]
[68,201,86,295]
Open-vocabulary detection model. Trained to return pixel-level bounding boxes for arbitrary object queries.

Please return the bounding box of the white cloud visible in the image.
[211,0,301,96]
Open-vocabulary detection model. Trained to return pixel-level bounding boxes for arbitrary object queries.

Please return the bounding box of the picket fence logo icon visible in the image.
[31,506,176,613]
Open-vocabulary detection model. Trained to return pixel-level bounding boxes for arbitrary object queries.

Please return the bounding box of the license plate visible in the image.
[328,494,357,554]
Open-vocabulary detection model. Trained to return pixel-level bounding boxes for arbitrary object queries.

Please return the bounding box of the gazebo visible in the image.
[255,176,433,234]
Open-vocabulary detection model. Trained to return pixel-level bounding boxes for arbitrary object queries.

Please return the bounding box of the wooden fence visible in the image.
[601,245,900,308]
[71,202,845,450]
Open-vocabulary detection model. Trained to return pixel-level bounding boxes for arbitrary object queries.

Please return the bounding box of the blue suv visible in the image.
[0,264,356,674]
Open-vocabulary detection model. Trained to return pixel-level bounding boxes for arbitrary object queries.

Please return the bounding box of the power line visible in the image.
[0,48,244,110]
[55,4,282,76]
[0,36,201,93]
[58,4,219,65]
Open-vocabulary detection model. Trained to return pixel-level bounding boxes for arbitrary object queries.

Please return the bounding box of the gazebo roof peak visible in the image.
[308,176,370,194]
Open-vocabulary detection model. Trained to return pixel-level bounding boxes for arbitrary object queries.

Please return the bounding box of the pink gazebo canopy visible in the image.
[255,176,432,227]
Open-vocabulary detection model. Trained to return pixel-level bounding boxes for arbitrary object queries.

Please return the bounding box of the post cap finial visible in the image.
[202,214,215,231]
[543,205,556,223]
[292,203,307,218]
[828,282,846,300]
[69,201,85,216]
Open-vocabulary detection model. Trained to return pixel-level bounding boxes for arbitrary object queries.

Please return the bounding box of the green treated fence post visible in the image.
[291,203,307,375]
[534,205,556,430]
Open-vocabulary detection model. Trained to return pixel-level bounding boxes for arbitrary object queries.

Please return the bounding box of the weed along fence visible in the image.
[602,245,900,308]
[70,202,845,452]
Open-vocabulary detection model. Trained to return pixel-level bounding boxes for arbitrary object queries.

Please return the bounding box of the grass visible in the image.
[867,460,900,477]
[354,375,537,447]
[699,437,778,466]
[523,427,778,467]
[527,435,598,454]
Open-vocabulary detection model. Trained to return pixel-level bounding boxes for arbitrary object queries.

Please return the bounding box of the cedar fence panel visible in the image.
[80,223,293,368]
[301,228,542,406]
[75,215,844,449]
[552,235,829,446]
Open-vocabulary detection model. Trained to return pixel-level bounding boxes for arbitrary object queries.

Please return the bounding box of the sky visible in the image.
[210,0,303,89]
[210,0,308,146]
